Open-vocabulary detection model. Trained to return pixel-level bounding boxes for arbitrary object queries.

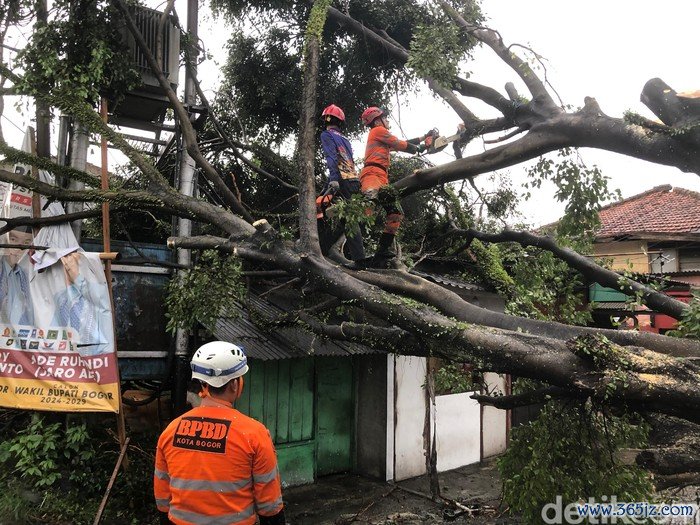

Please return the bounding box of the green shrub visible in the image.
[433,363,478,395]
[0,413,85,489]
[498,401,653,525]
[0,412,160,524]
[669,292,700,339]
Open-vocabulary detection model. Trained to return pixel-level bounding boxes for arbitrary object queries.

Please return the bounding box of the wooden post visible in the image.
[424,357,440,499]
[100,98,128,460]
[92,436,131,525]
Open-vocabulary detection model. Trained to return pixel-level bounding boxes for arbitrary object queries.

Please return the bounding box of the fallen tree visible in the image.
[1,0,700,490]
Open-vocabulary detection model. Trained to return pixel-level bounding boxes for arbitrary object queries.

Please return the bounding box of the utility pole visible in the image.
[173,0,199,416]
[65,0,88,240]
[67,122,88,239]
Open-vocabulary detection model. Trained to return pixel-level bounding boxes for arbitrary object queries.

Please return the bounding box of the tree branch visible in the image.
[177,18,297,191]
[471,386,579,409]
[325,5,485,125]
[456,228,688,320]
[0,208,103,235]
[296,0,327,255]
[396,109,700,195]
[453,77,514,115]
[0,168,161,206]
[438,1,557,111]
[347,268,700,358]
[396,128,567,194]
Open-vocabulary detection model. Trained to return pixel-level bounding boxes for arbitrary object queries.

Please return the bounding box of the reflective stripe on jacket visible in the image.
[154,405,283,525]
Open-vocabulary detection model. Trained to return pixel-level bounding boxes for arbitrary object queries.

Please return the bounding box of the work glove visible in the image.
[416,143,427,153]
[423,129,439,149]
[423,129,438,140]
[327,180,340,193]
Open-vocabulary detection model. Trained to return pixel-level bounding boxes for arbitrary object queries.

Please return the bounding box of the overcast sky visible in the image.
[2,0,698,226]
[383,0,700,225]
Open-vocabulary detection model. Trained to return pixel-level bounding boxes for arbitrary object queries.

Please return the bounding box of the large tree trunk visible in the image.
[5,0,700,491]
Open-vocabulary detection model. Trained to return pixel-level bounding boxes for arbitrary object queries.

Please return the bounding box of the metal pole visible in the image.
[67,121,88,240]
[101,98,128,459]
[173,0,199,416]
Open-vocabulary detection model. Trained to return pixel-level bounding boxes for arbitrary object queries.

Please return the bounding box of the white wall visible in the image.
[481,373,508,458]
[435,392,481,472]
[385,355,395,481]
[393,355,427,481]
[391,362,509,481]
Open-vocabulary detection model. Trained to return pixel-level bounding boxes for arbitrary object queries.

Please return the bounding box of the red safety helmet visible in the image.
[361,106,385,126]
[322,104,345,122]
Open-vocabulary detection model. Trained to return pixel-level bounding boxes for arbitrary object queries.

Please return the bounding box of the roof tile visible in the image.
[597,186,700,237]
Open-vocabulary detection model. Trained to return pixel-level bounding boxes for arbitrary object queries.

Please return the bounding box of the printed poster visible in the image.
[0,127,119,413]
[0,250,119,412]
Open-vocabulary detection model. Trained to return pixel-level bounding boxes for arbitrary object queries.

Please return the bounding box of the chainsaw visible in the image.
[425,124,467,154]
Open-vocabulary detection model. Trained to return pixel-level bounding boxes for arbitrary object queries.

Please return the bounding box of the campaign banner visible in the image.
[0,250,120,413]
[5,131,40,219]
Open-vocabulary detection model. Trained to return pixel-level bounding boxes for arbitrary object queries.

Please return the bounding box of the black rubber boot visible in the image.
[375,232,396,258]
[364,233,397,268]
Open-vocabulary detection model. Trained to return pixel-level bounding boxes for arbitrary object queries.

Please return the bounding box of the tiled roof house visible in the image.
[594,185,700,283]
[597,185,700,240]
[591,185,700,333]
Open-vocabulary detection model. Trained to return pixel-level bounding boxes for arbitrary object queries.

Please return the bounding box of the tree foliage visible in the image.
[211,0,478,144]
[499,402,653,525]
[165,250,245,334]
[16,0,138,103]
[1,0,700,501]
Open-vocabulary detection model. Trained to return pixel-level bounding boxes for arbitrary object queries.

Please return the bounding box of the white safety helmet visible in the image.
[190,341,249,388]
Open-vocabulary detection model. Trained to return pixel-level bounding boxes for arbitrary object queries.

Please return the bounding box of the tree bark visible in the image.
[457,228,688,320]
[296,2,325,255]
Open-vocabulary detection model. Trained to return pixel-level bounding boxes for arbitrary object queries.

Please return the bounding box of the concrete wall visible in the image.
[355,354,387,480]
[481,373,508,458]
[594,240,649,272]
[393,355,427,481]
[435,392,481,472]
[391,363,510,480]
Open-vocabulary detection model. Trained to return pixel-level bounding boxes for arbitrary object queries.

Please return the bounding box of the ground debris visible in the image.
[381,511,441,524]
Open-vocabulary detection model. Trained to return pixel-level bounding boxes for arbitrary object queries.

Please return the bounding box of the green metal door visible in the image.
[315,357,353,476]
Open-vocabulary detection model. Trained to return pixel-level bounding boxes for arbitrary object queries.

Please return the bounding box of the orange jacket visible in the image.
[360,125,411,192]
[154,401,283,525]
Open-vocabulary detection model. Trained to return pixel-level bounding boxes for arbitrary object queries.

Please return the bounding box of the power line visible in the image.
[1,113,25,134]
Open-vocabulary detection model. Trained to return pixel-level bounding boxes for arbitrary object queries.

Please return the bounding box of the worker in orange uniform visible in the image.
[358,106,431,268]
[154,341,286,525]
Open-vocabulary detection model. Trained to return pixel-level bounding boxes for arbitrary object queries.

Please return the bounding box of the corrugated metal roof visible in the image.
[409,270,486,291]
[593,302,650,311]
[210,294,381,361]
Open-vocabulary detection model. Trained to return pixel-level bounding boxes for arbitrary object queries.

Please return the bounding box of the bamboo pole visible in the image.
[92,436,131,525]
[101,98,128,462]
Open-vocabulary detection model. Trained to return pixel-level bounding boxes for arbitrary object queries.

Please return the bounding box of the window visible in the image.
[679,248,700,271]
